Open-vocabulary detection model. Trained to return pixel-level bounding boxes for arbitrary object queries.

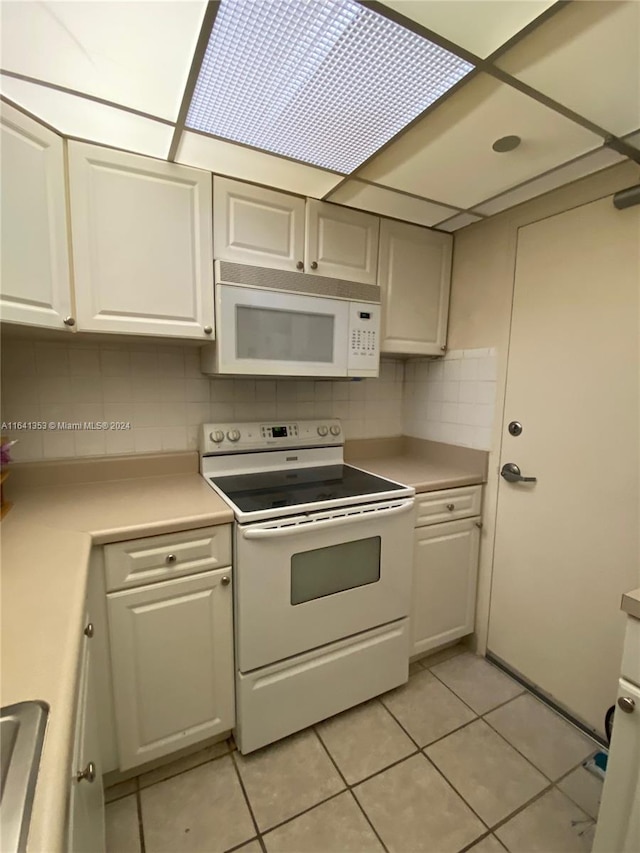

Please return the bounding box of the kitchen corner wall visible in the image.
[403,348,497,451]
[0,339,404,462]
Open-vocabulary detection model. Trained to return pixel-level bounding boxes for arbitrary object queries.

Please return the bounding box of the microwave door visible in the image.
[215,284,349,377]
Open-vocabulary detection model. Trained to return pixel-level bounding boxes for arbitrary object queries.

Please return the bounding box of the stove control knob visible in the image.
[210,430,225,443]
[227,429,241,442]
[329,425,341,436]
[317,425,329,437]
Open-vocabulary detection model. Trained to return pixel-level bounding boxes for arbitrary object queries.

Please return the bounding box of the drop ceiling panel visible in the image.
[0,1,206,121]
[358,72,602,209]
[381,1,555,58]
[474,147,626,216]
[175,131,342,198]
[0,79,173,159]
[326,179,458,225]
[436,212,484,232]
[497,1,640,136]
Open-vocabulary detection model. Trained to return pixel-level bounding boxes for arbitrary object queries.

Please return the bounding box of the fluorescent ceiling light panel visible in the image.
[186,0,473,173]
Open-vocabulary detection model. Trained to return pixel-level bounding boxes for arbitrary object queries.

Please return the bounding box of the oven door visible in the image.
[235,498,415,672]
[216,283,349,377]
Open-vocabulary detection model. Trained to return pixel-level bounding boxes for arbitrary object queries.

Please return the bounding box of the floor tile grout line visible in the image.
[419,749,491,834]
[426,666,497,717]
[480,711,598,788]
[224,836,261,853]
[132,743,233,794]
[347,788,391,853]
[259,790,347,839]
[229,749,265,850]
[135,786,146,853]
[312,724,391,853]
[487,781,556,836]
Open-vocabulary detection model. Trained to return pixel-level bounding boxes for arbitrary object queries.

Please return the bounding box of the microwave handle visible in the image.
[241,499,414,540]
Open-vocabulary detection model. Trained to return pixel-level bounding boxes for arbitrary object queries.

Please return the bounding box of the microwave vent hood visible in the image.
[214,260,381,304]
[201,261,381,379]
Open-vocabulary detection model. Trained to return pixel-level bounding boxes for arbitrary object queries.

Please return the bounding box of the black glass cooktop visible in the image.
[210,464,405,513]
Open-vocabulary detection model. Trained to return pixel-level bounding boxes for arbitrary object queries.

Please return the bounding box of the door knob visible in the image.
[501,462,537,483]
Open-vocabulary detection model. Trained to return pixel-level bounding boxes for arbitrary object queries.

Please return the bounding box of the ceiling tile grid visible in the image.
[0,1,207,121]
[0,0,638,224]
[0,77,174,160]
[357,72,603,209]
[325,179,459,226]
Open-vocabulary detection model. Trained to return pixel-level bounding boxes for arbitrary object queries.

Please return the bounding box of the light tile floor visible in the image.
[105,646,602,853]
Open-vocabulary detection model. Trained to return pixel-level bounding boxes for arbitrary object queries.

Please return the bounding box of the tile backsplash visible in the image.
[0,340,404,462]
[403,349,497,450]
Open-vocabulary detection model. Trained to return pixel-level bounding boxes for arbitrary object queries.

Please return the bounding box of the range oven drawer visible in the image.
[104,525,232,592]
[236,619,409,753]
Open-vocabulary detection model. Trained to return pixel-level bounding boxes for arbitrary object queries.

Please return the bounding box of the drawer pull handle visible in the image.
[446,503,455,511]
[221,576,231,586]
[77,761,96,784]
[165,553,177,565]
[84,622,94,638]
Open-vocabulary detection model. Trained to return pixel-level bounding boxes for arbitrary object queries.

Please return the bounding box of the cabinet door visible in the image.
[68,619,106,853]
[592,677,640,853]
[214,177,305,271]
[305,200,379,285]
[0,103,73,330]
[68,142,214,338]
[107,568,234,770]
[378,219,452,356]
[411,517,480,656]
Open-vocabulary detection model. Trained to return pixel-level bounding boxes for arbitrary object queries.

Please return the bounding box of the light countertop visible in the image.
[350,454,485,492]
[1,470,232,853]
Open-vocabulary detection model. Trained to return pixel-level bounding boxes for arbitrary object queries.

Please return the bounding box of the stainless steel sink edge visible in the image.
[1,701,50,853]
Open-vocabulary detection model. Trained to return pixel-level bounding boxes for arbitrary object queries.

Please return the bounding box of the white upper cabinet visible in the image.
[305,200,379,285]
[378,219,452,356]
[0,103,73,330]
[214,176,305,272]
[68,142,214,339]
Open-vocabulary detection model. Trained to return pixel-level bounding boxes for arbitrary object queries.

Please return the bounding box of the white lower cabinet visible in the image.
[68,616,105,853]
[410,488,482,657]
[107,567,234,771]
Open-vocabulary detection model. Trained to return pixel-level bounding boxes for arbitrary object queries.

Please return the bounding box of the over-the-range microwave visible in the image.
[200,261,381,378]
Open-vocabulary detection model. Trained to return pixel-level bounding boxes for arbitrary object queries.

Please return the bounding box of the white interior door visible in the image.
[488,196,639,736]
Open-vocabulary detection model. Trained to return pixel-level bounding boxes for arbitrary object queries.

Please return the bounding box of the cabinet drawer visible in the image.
[414,485,482,527]
[105,526,231,592]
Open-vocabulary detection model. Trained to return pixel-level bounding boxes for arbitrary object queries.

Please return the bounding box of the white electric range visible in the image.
[200,419,415,753]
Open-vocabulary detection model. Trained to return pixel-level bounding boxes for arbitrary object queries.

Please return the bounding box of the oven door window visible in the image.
[236,305,334,363]
[291,536,381,605]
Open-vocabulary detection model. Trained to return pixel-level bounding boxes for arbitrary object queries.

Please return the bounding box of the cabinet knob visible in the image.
[77,761,96,783]
[310,261,318,270]
[84,622,94,638]
[63,316,76,327]
[165,553,177,565]
[446,503,455,511]
[475,521,483,529]
[204,325,213,335]
[618,696,636,713]
[296,261,304,270]
[221,575,231,586]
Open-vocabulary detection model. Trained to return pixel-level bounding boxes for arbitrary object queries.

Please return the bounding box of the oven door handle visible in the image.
[241,499,415,539]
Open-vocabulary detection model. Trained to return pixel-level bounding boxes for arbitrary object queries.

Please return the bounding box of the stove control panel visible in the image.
[201,419,342,454]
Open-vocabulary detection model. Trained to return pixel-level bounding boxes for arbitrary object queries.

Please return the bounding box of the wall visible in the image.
[403,347,497,450]
[0,338,404,462]
[446,159,640,653]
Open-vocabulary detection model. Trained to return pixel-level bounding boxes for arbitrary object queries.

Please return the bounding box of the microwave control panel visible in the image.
[347,302,380,377]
